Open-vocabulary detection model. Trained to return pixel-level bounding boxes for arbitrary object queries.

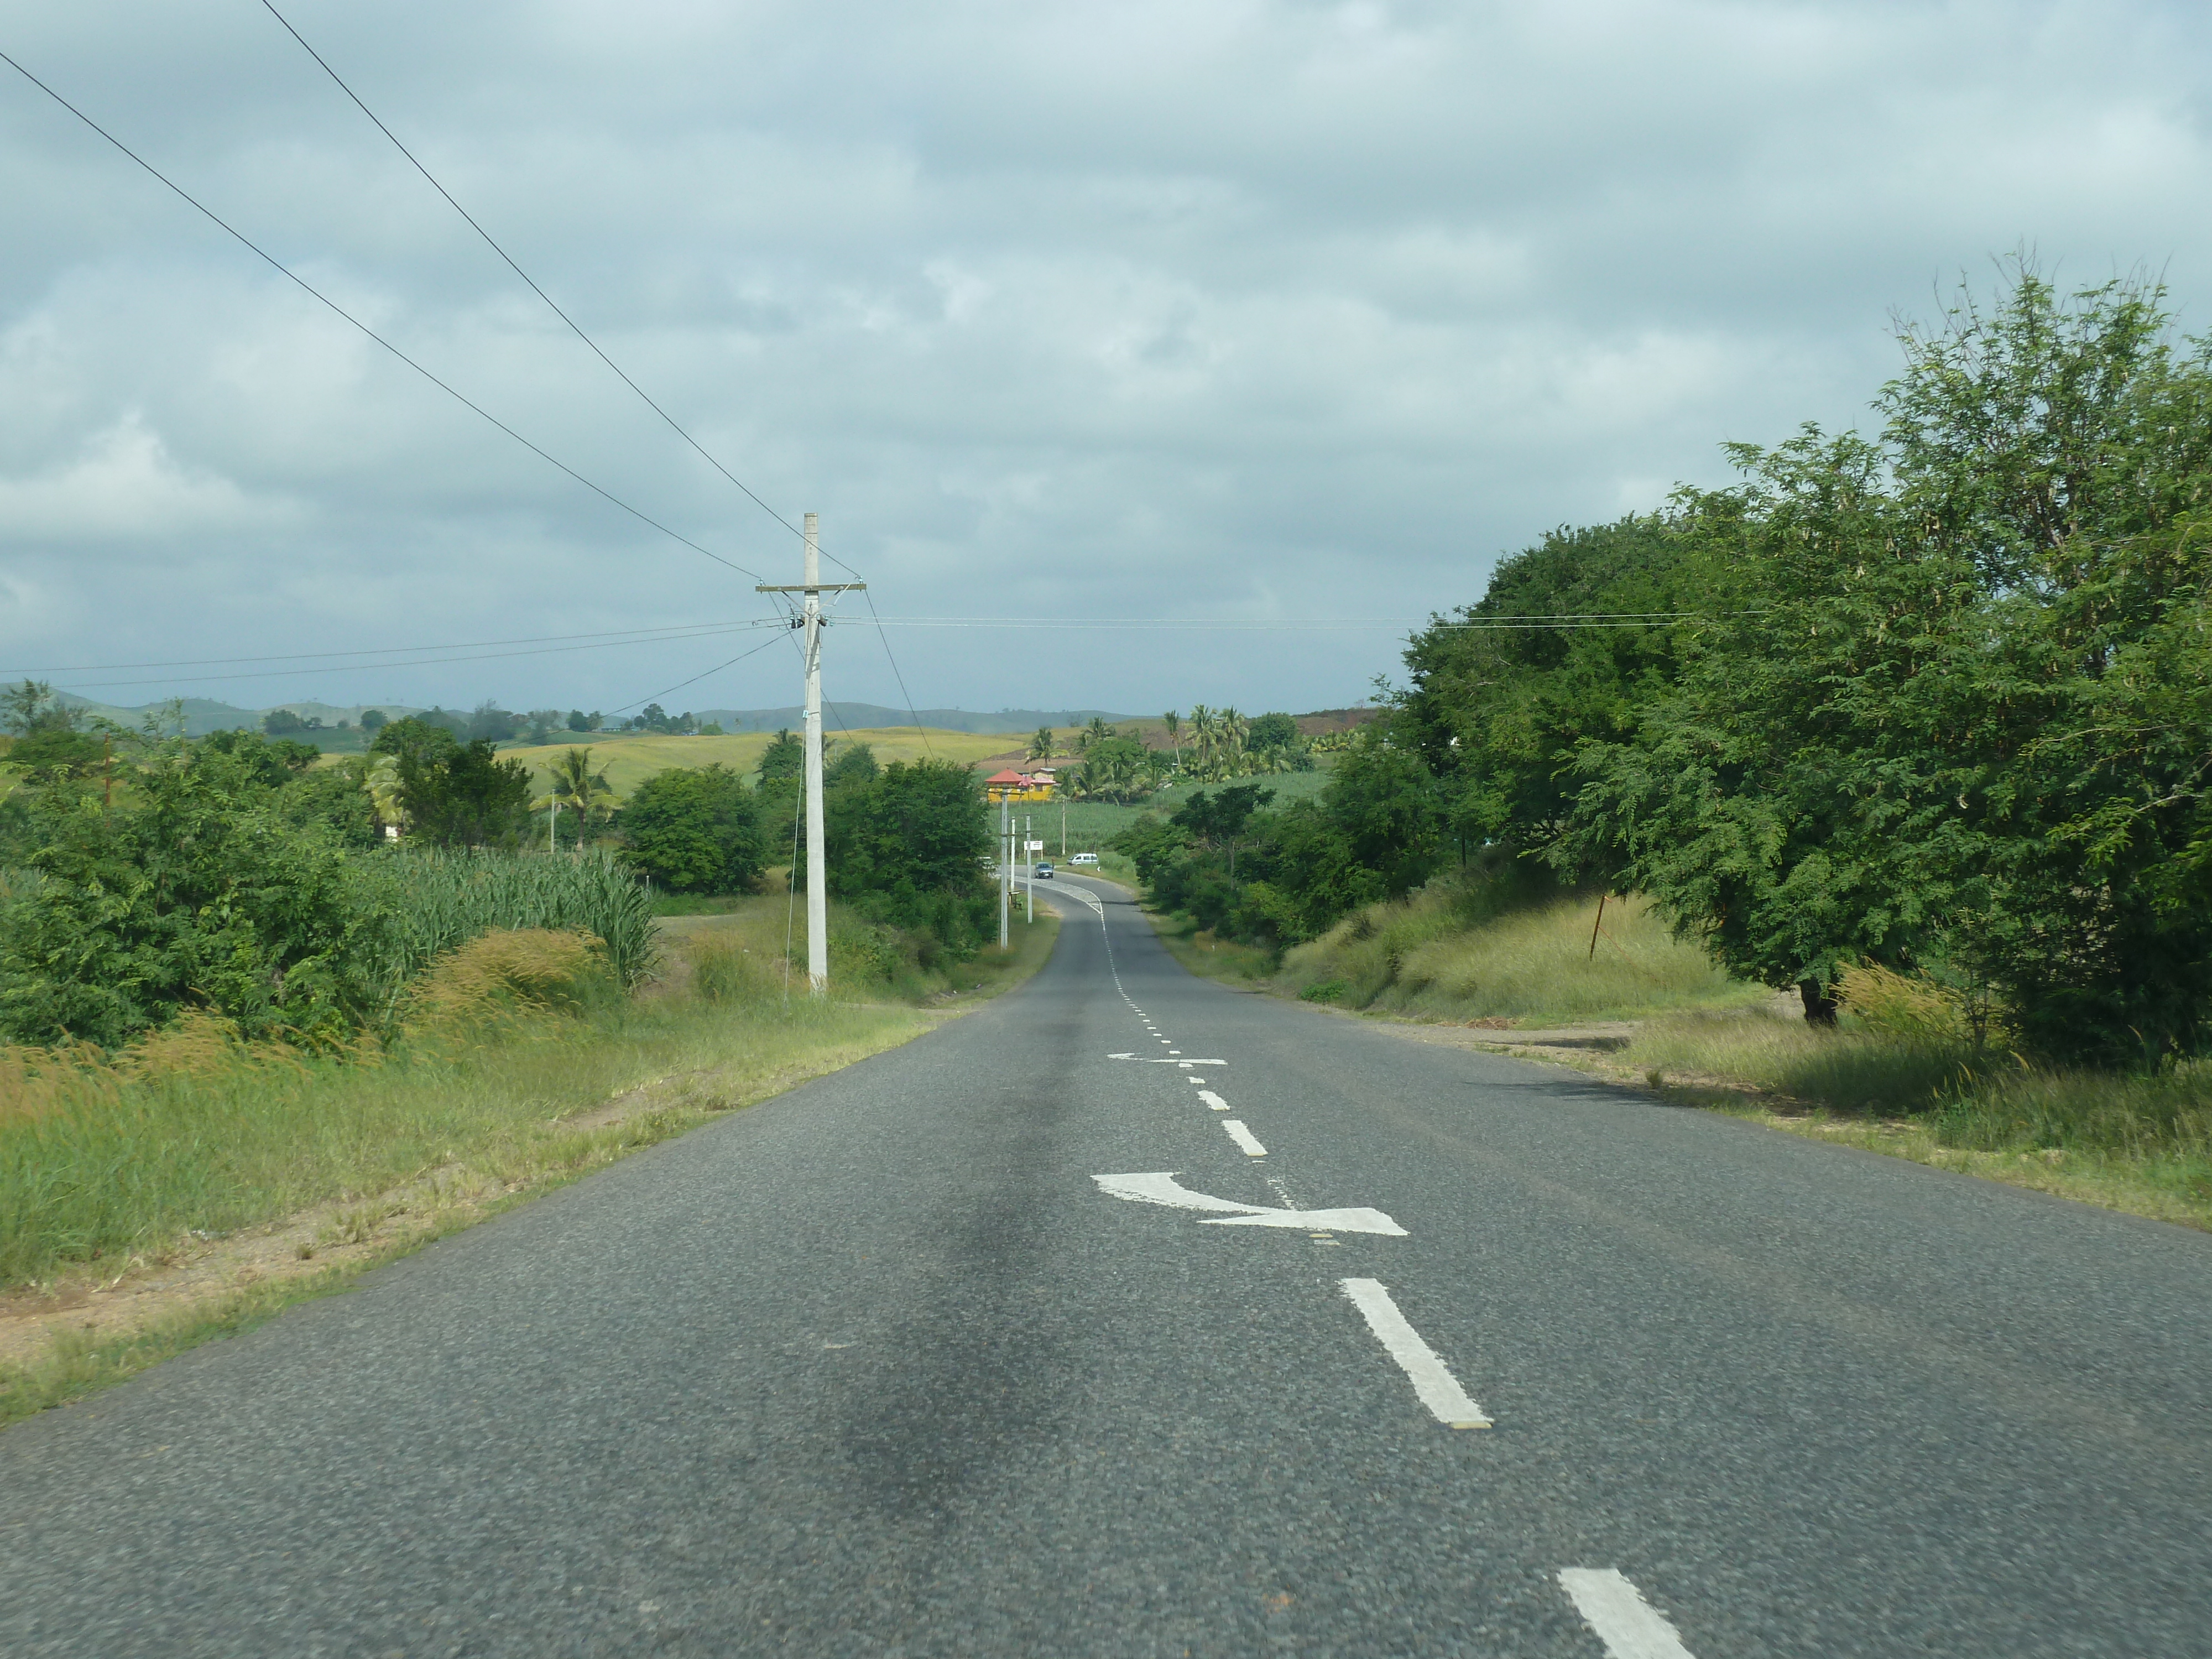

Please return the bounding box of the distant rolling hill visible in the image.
[45,692,1130,740]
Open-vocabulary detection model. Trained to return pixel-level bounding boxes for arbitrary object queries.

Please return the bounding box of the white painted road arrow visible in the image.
[1093,1172,1407,1235]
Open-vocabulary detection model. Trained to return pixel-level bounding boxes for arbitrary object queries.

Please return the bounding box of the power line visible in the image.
[36,622,788,695]
[6,618,788,678]
[607,632,791,716]
[860,588,932,757]
[20,608,1738,695]
[0,44,768,587]
[257,2,947,731]
[260,0,805,570]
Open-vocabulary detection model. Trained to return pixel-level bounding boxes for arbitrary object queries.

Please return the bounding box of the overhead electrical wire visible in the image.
[5,618,790,679]
[0,44,767,587]
[9,26,1733,725]
[259,0,801,573]
[256,1,936,741]
[32,622,790,695]
[606,632,790,716]
[20,609,1737,698]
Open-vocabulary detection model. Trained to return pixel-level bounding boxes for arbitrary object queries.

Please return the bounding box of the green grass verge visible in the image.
[0,994,926,1289]
[1137,875,2212,1232]
[1277,889,1761,1022]
[1617,1007,2212,1228]
[1,904,1057,1426]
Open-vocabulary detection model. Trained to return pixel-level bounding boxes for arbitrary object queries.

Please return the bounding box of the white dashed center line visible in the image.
[1556,1569,1697,1658]
[1220,1119,1267,1156]
[1196,1089,1230,1110]
[1339,1279,1490,1428]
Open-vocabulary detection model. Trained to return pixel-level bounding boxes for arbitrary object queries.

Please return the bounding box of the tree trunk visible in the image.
[1798,978,1839,1026]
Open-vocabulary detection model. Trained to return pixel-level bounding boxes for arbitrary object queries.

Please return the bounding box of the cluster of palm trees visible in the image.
[1042,709,1308,802]
[1171,706,1305,781]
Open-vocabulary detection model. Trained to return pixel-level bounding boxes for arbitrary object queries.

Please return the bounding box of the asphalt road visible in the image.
[3,874,2208,1657]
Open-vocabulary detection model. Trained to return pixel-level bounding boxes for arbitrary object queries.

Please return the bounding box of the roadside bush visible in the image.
[400,929,609,1036]
[618,764,764,894]
[0,743,372,1046]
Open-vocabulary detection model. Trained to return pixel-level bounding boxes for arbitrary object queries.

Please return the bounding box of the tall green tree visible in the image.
[1571,265,2212,1055]
[371,718,532,849]
[617,765,763,893]
[823,758,995,949]
[757,728,804,791]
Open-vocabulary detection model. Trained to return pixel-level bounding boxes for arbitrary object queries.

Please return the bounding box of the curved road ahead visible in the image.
[4,875,2208,1656]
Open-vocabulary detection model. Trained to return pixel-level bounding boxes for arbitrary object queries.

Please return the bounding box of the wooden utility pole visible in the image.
[758,513,864,994]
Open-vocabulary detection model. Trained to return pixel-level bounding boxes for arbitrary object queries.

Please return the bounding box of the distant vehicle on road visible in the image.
[1069,852,1099,867]
[1033,863,1054,879]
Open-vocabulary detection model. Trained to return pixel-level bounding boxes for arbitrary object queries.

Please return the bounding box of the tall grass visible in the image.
[1624,1009,1979,1110]
[1277,887,1757,1022]
[0,940,917,1288]
[359,846,660,1003]
[1934,1065,2212,1159]
[1623,1005,2212,1183]
[0,885,1058,1304]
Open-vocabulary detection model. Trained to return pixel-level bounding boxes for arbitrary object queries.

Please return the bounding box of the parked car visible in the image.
[1033,862,1054,879]
[1069,852,1099,867]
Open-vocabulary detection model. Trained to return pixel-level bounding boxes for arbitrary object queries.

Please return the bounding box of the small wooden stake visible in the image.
[1588,892,1606,961]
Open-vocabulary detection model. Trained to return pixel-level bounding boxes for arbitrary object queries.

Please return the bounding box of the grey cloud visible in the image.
[3,0,2209,715]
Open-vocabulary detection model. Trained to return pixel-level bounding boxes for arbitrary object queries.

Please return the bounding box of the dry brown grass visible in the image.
[399,927,607,1035]
[0,1013,317,1129]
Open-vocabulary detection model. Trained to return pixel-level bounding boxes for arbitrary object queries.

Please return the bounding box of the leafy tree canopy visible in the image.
[617,764,763,894]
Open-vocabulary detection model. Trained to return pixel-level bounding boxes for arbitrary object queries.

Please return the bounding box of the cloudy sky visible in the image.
[3,0,2208,721]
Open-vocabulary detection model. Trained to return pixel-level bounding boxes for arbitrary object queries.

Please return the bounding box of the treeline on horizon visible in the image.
[257,701,717,742]
[1118,264,2212,1067]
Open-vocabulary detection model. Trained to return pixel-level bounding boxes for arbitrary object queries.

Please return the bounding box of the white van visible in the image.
[1070,852,1100,867]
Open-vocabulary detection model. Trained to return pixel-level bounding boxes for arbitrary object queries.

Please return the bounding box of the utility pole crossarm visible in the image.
[755,583,867,593]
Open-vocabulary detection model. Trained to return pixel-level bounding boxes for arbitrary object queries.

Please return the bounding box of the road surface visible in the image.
[3,874,2206,1656]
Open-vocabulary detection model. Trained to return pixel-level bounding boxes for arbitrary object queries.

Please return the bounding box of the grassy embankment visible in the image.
[498,726,1014,799]
[1145,880,2212,1230]
[0,896,1057,1427]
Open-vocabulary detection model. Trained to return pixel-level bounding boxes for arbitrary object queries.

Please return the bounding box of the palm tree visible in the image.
[544,746,614,851]
[363,753,405,837]
[1220,707,1249,777]
[1161,711,1181,771]
[1187,704,1215,780]
[1027,726,1055,763]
